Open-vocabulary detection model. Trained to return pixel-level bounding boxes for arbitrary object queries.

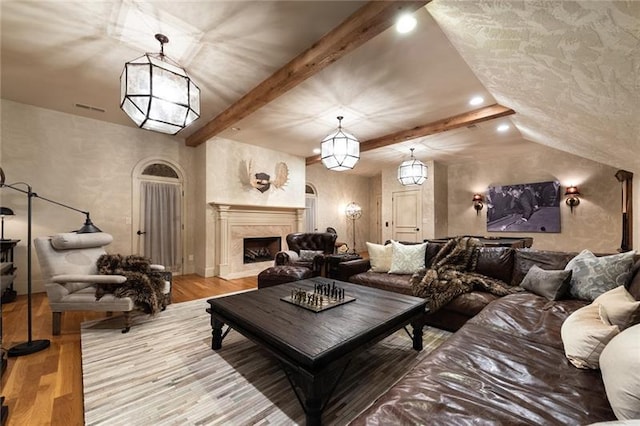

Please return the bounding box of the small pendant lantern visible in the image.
[321,116,360,171]
[397,148,428,186]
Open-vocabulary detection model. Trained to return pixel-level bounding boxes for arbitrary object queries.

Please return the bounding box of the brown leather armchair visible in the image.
[275,232,337,276]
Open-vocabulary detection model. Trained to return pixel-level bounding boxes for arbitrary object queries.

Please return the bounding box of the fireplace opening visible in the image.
[243,237,281,264]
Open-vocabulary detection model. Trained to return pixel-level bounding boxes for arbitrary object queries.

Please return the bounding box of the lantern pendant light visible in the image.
[321,116,360,171]
[397,148,428,185]
[120,34,200,135]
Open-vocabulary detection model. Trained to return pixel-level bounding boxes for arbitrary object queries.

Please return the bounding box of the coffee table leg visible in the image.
[305,389,323,426]
[411,319,424,351]
[211,317,224,350]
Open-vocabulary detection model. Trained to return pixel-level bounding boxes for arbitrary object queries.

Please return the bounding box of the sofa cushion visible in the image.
[599,323,640,420]
[388,241,426,274]
[444,291,499,316]
[565,250,635,301]
[520,265,572,301]
[299,249,323,261]
[512,249,577,286]
[625,259,640,300]
[594,285,640,330]
[471,293,587,349]
[365,242,392,273]
[349,271,412,295]
[475,247,515,284]
[561,303,620,369]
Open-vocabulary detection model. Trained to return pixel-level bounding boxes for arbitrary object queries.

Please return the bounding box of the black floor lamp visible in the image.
[0,167,101,357]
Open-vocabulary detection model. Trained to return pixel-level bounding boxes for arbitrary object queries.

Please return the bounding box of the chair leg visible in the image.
[52,312,62,336]
[121,311,131,334]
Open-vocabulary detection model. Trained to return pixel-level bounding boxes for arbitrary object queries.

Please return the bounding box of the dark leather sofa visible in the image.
[338,242,535,331]
[340,245,640,424]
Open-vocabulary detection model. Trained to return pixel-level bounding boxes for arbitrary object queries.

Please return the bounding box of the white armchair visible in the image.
[34,232,171,334]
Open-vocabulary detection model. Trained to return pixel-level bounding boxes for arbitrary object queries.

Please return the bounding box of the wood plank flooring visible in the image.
[1,274,257,426]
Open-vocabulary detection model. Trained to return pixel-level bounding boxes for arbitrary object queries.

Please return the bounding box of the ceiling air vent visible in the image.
[74,103,106,113]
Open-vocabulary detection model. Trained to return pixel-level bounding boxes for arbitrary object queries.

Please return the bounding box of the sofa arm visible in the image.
[275,250,299,265]
[337,259,371,281]
[51,274,127,284]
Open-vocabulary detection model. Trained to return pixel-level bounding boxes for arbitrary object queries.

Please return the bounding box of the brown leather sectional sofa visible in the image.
[337,244,640,424]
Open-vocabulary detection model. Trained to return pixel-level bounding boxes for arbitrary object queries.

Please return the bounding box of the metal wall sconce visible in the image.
[565,186,581,213]
[472,194,484,215]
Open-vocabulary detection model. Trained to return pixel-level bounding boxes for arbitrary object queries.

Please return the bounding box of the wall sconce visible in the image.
[565,186,581,213]
[472,194,484,215]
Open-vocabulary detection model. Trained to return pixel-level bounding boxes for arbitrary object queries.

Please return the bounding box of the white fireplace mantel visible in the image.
[212,203,305,279]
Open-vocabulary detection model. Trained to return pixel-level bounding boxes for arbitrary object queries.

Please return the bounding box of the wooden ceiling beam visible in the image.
[305,104,515,166]
[186,0,430,147]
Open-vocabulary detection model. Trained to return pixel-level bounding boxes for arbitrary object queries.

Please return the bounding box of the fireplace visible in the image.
[243,237,281,264]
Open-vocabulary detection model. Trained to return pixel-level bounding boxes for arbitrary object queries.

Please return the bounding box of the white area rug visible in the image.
[81,295,450,425]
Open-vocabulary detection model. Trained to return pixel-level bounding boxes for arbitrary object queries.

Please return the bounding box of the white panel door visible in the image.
[392,189,421,242]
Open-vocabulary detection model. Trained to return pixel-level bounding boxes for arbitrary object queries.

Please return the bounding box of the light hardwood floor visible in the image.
[1,274,257,426]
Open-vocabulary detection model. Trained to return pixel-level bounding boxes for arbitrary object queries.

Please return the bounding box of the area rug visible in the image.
[81,294,450,425]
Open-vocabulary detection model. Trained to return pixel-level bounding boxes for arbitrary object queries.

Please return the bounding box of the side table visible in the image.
[326,253,362,279]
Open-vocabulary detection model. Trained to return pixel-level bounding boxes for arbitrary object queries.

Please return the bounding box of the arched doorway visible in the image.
[132,159,185,274]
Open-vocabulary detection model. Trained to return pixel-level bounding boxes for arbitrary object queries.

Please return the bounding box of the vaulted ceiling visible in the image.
[2,1,638,176]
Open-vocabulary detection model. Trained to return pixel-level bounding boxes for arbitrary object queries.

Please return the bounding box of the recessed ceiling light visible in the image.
[231,127,241,131]
[469,96,484,106]
[497,124,510,132]
[313,148,321,154]
[396,14,417,33]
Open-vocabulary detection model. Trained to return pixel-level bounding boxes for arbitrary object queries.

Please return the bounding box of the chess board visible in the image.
[281,281,356,313]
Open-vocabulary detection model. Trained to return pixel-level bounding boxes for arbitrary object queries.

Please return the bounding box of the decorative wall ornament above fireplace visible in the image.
[241,159,289,193]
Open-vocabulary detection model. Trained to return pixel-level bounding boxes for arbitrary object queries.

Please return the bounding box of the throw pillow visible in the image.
[560,303,619,369]
[594,285,640,330]
[599,323,640,420]
[388,241,427,274]
[366,242,393,273]
[564,249,635,301]
[520,265,572,301]
[299,250,323,262]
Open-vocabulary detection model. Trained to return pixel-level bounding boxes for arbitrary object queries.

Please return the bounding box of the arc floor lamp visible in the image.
[0,167,101,357]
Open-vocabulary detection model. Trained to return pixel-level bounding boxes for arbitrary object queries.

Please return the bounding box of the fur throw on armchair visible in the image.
[411,236,521,313]
[95,254,167,314]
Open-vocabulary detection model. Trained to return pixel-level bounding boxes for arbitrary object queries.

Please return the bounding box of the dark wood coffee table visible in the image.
[207,277,427,425]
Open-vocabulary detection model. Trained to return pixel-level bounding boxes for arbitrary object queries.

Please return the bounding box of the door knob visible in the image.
[137,230,146,235]
[416,228,420,231]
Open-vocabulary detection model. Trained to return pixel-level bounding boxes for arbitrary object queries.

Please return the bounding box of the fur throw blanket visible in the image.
[95,254,167,315]
[410,236,521,313]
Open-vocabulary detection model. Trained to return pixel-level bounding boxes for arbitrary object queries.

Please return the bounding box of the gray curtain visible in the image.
[141,181,182,272]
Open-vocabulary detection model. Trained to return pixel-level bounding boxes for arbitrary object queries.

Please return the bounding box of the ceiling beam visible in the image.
[186,0,430,147]
[305,104,516,166]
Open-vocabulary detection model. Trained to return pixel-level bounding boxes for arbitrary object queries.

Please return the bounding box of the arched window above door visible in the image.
[142,163,179,179]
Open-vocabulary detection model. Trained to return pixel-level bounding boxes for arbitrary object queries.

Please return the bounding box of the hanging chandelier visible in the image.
[397,148,428,186]
[321,116,360,171]
[120,34,200,135]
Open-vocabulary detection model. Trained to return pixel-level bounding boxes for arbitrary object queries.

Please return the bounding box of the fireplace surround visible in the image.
[212,204,304,279]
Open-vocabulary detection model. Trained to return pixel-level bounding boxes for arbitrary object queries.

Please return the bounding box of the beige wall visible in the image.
[305,163,371,254]
[205,137,305,207]
[1,100,196,294]
[447,143,622,253]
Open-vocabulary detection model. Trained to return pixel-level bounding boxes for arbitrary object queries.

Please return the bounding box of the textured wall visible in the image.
[447,143,622,253]
[305,163,371,254]
[1,100,196,294]
[206,137,305,207]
